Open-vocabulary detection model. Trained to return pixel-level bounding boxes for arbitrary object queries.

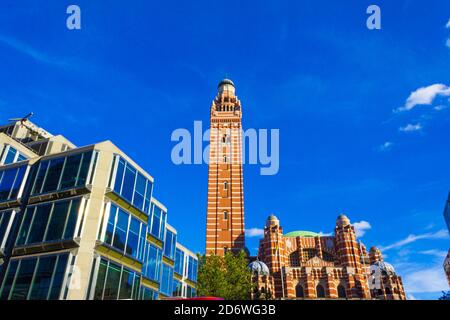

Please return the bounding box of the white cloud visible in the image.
[379,229,449,251]
[377,141,393,152]
[418,249,448,258]
[434,104,448,111]
[446,38,450,48]
[353,220,371,237]
[0,34,67,66]
[396,84,450,112]
[403,265,448,293]
[245,228,264,238]
[318,231,332,236]
[446,19,450,28]
[399,123,423,132]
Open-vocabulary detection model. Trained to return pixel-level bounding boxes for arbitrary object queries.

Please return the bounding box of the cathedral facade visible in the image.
[250,214,406,300]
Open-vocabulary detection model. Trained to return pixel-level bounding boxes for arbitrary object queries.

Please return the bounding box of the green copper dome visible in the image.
[284,230,320,238]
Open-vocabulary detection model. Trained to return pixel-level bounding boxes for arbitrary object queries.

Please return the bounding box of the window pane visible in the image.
[4,147,17,164]
[133,173,146,210]
[45,201,69,242]
[103,262,121,300]
[0,169,17,201]
[0,259,19,300]
[32,161,49,194]
[63,198,81,239]
[150,206,161,238]
[48,254,69,300]
[42,158,64,193]
[28,256,57,299]
[27,204,52,244]
[10,166,26,199]
[126,217,140,258]
[93,259,108,300]
[121,164,136,203]
[59,153,82,189]
[118,269,133,300]
[113,158,125,194]
[10,258,37,300]
[16,208,34,246]
[104,205,117,245]
[76,152,92,186]
[113,208,128,252]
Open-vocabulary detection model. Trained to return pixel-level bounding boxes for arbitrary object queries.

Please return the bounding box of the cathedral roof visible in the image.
[248,260,270,276]
[284,230,320,238]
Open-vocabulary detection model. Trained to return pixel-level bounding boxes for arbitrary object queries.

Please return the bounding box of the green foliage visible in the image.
[197,250,254,300]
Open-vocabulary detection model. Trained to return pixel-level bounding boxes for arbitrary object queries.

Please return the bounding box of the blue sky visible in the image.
[0,1,449,299]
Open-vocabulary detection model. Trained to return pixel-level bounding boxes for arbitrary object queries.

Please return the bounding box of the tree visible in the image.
[197,250,254,300]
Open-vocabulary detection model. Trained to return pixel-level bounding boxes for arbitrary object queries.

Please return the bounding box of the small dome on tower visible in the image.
[266,214,280,227]
[336,214,350,227]
[218,78,236,95]
[248,260,270,276]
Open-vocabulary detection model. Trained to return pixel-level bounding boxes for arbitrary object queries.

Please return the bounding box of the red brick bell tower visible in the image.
[205,79,245,256]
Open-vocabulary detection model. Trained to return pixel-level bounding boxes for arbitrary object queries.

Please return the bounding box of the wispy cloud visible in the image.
[0,34,68,66]
[403,265,448,293]
[379,229,449,251]
[377,141,393,152]
[245,228,264,238]
[446,19,450,28]
[418,249,448,258]
[395,84,450,112]
[399,123,423,133]
[353,220,371,237]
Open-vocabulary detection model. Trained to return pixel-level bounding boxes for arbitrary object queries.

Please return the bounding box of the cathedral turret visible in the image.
[369,246,383,264]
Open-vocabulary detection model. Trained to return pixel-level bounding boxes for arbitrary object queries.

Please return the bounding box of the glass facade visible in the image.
[0,165,27,202]
[174,248,184,275]
[139,286,158,300]
[0,132,198,300]
[111,156,153,214]
[149,202,166,240]
[0,210,15,250]
[142,243,162,281]
[0,252,69,300]
[93,258,140,300]
[101,203,146,260]
[172,279,182,297]
[163,230,176,260]
[159,263,173,296]
[1,145,27,165]
[187,255,198,282]
[31,151,94,195]
[15,197,83,246]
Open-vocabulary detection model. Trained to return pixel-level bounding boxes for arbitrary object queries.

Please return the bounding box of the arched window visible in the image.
[223,211,228,220]
[316,284,326,298]
[222,134,227,143]
[337,285,346,298]
[224,181,228,190]
[385,287,392,295]
[223,156,228,163]
[295,283,304,298]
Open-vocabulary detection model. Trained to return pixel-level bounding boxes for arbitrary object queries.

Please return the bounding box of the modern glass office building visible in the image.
[0,120,197,300]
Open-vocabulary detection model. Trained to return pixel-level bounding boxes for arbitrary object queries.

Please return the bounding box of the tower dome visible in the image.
[248,260,270,276]
[266,214,280,227]
[336,214,350,227]
[218,78,236,95]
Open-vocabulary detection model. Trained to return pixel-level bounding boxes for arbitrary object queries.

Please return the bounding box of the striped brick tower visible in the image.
[205,79,245,256]
[334,214,371,299]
